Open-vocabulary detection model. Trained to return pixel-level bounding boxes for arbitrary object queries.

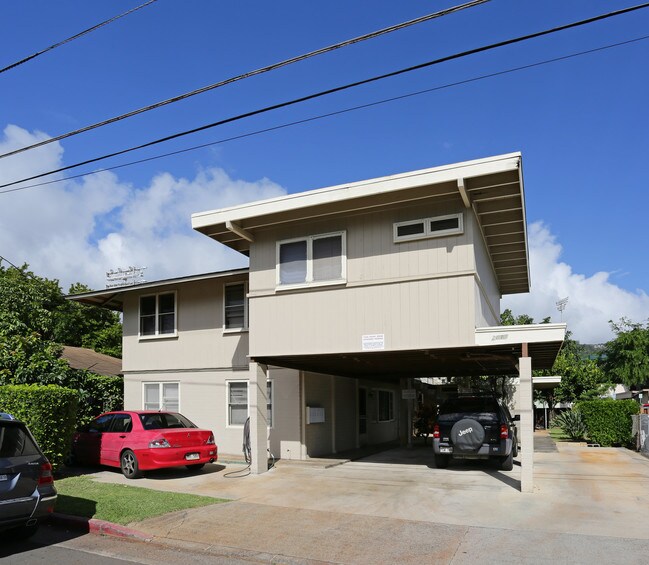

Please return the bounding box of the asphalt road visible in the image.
[0,524,265,565]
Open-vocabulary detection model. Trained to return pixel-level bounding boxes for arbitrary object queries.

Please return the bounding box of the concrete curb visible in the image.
[50,512,152,542]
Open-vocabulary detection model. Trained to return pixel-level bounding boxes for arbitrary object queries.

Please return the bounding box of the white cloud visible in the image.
[0,125,286,291]
[502,222,649,344]
[3,125,648,345]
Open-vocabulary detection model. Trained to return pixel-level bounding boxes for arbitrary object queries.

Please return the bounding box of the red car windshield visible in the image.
[139,413,197,430]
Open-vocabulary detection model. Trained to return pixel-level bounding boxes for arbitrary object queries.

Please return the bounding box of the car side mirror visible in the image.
[513,414,521,421]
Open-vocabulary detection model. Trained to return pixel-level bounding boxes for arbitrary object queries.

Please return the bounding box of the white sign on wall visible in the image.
[362,334,385,351]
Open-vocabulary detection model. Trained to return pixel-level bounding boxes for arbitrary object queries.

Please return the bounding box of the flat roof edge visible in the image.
[67,268,249,300]
[475,323,567,346]
[191,152,522,229]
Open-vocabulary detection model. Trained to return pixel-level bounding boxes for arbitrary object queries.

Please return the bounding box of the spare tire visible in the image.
[450,418,485,452]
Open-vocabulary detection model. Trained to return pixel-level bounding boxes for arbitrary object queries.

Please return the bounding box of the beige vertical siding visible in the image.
[250,275,475,356]
[304,372,333,457]
[267,367,301,459]
[250,199,472,293]
[124,368,300,458]
[248,199,481,357]
[334,377,358,453]
[122,276,249,372]
[470,212,501,326]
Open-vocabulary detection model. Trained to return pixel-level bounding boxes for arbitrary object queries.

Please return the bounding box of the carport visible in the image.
[247,322,565,493]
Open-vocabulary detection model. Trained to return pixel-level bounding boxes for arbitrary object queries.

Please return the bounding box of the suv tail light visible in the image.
[500,424,509,439]
[433,424,440,439]
[38,462,53,485]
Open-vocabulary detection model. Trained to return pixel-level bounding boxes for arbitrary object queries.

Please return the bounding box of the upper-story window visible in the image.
[224,282,248,331]
[276,231,346,288]
[139,292,176,337]
[393,212,463,243]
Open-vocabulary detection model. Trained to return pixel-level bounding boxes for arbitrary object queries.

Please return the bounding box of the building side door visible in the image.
[358,387,367,446]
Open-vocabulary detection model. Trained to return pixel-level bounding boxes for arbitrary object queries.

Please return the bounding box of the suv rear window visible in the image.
[438,397,500,422]
[0,423,41,457]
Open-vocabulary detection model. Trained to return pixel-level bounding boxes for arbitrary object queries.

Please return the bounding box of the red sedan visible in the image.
[71,411,217,478]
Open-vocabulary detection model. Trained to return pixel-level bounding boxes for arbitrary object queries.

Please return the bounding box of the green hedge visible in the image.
[74,372,123,427]
[0,384,78,470]
[575,398,639,447]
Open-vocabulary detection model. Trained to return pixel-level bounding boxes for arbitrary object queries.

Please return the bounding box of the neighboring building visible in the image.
[71,153,566,492]
[61,345,122,377]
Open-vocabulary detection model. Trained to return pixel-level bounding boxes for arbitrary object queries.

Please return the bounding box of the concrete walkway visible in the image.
[83,432,649,564]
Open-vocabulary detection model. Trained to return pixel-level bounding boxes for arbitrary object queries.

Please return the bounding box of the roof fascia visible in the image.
[192,153,521,229]
[66,268,250,302]
[475,323,567,346]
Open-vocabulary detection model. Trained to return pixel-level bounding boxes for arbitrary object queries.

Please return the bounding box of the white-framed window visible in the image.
[139,291,176,337]
[266,380,273,428]
[276,231,346,288]
[143,382,179,412]
[393,213,463,243]
[377,389,394,422]
[223,282,248,331]
[226,380,274,427]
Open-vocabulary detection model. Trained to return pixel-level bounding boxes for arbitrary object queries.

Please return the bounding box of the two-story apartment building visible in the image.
[72,153,566,492]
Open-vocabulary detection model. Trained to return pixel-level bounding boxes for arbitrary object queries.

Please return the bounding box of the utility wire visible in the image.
[0,0,489,160]
[0,0,158,75]
[0,255,22,270]
[1,2,648,192]
[2,33,646,196]
[4,34,647,195]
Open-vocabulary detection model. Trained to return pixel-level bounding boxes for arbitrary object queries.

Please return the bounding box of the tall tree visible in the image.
[0,264,122,388]
[0,264,70,385]
[53,282,122,357]
[599,318,649,388]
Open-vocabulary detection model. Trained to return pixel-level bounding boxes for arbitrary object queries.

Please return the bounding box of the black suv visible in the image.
[0,415,57,538]
[432,395,519,470]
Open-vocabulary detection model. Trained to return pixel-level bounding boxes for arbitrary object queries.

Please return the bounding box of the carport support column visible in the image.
[519,354,534,493]
[249,362,268,474]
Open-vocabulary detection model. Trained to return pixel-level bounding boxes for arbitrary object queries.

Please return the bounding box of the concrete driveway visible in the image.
[63,433,649,563]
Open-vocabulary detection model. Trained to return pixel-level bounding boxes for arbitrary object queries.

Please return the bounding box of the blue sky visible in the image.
[0,0,648,343]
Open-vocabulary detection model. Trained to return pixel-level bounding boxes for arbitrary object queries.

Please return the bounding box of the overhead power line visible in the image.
[0,0,158,75]
[2,33,646,196]
[0,0,490,160]
[1,2,648,192]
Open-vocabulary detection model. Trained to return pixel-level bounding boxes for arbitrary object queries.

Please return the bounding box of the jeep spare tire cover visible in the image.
[450,418,485,452]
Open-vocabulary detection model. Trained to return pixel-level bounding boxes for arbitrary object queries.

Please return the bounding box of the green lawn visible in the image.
[55,475,227,525]
[548,427,570,441]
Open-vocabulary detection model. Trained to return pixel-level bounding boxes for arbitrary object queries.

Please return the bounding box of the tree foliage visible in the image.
[599,318,649,388]
[0,264,121,364]
[553,335,610,404]
[500,310,610,412]
[53,282,122,357]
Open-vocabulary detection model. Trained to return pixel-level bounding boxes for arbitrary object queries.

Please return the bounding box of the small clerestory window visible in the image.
[393,213,463,243]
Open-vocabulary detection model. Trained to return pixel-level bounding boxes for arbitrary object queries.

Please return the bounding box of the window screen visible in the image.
[228,382,248,426]
[140,296,156,336]
[430,217,459,232]
[378,390,394,422]
[225,284,246,329]
[312,235,342,281]
[396,222,425,238]
[158,293,175,334]
[279,240,307,284]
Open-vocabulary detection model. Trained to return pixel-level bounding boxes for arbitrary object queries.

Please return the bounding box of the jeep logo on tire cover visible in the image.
[458,427,473,437]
